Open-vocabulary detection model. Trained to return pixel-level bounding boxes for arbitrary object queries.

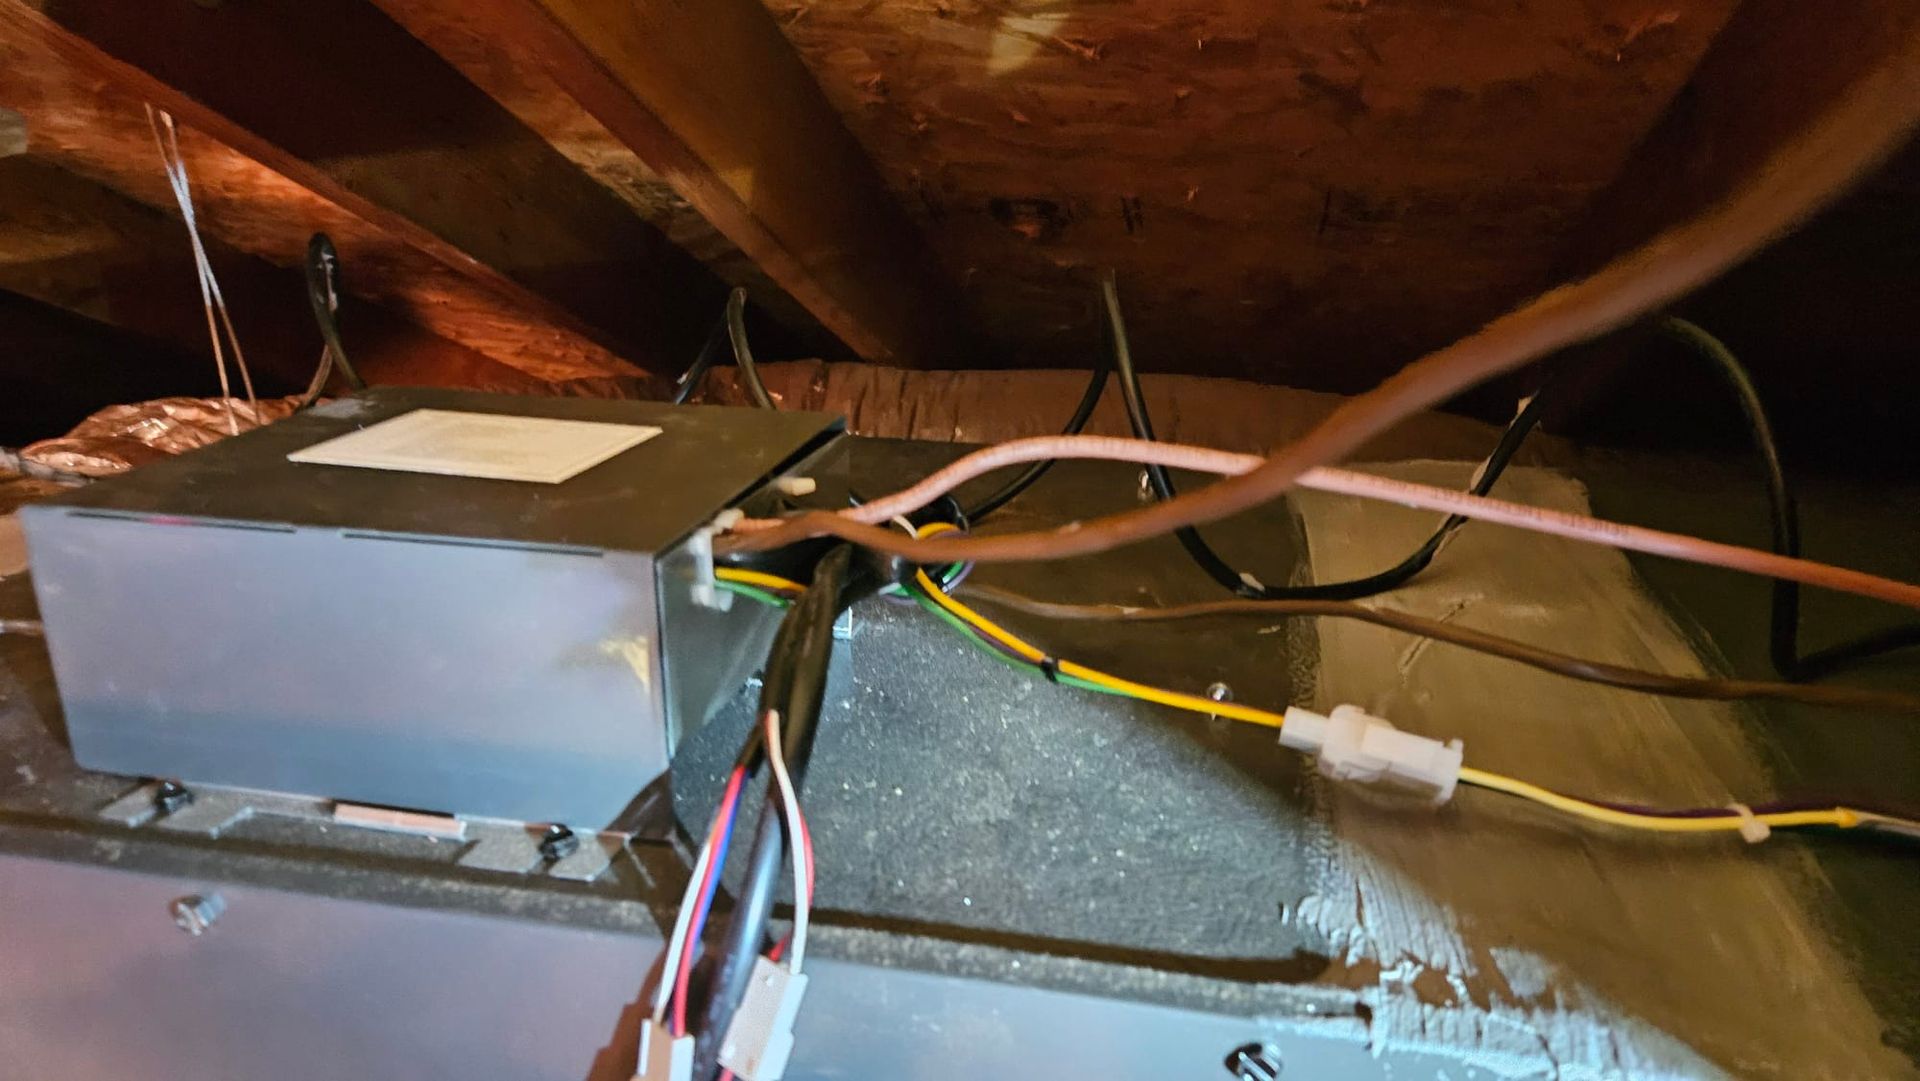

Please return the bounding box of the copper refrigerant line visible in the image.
[729,436,1920,612]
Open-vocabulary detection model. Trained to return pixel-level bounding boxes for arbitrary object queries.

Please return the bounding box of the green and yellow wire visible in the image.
[714,534,1897,842]
[713,567,808,597]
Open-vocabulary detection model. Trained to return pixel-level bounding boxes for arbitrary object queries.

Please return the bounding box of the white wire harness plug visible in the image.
[1279,704,1463,804]
[635,1020,693,1081]
[689,508,746,611]
[717,957,809,1081]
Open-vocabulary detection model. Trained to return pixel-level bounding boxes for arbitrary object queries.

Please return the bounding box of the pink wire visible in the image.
[734,434,1920,612]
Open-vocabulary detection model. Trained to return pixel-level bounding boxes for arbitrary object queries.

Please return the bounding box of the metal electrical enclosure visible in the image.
[20,388,841,828]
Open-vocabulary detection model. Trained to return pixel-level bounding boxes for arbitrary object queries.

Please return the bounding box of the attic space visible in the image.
[2,2,1919,1079]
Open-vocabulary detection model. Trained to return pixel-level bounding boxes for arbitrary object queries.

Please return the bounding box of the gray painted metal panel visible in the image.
[25,512,668,827]
[0,852,1433,1081]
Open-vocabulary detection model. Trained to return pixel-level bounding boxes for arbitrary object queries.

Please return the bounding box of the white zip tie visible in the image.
[1728,802,1771,844]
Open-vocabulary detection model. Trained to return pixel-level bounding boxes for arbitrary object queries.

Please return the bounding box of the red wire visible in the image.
[703,714,815,1072]
[673,767,745,1036]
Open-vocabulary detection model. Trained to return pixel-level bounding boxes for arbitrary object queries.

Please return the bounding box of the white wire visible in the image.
[762,708,812,973]
[650,798,726,1025]
[145,106,258,435]
[733,433,1920,612]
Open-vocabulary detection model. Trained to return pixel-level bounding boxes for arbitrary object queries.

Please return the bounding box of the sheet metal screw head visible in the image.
[1223,1042,1282,1080]
[170,893,226,936]
[539,823,580,861]
[1205,682,1234,723]
[153,780,194,815]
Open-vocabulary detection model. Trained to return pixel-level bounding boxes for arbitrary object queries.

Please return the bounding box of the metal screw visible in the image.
[170,893,226,936]
[153,780,194,816]
[1136,469,1155,502]
[1205,683,1236,725]
[538,823,580,862]
[1223,1042,1282,1080]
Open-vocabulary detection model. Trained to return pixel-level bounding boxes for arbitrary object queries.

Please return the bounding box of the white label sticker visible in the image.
[287,409,661,483]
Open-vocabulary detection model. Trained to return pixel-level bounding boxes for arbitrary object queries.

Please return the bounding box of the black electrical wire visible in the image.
[302,234,367,403]
[1103,270,1550,601]
[724,287,779,411]
[690,546,854,1075]
[674,287,777,410]
[1105,271,1266,594]
[961,350,1113,522]
[690,545,873,1078]
[1658,317,1920,681]
[672,316,730,405]
[1100,297,1912,677]
[695,278,1111,520]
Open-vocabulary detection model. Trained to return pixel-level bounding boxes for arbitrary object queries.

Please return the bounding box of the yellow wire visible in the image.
[716,522,961,598]
[746,520,1872,838]
[911,569,1044,662]
[1458,766,1859,833]
[714,567,808,595]
[910,566,1288,729]
[915,561,1873,834]
[1059,658,1286,729]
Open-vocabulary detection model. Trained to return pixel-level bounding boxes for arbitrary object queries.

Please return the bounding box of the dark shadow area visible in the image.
[0,291,216,445]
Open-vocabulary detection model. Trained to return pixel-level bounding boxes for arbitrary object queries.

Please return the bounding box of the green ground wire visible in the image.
[713,579,793,608]
[719,570,1121,699]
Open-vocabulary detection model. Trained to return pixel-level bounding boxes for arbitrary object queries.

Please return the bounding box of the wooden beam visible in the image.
[23,0,728,374]
[351,0,833,353]
[1559,0,1920,276]
[0,155,584,397]
[1537,0,1920,428]
[374,0,971,367]
[0,0,700,382]
[0,155,310,392]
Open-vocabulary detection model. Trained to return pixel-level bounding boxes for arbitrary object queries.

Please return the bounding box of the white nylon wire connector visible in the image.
[1278,704,1463,805]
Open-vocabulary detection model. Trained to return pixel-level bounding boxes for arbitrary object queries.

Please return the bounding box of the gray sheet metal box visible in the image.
[21,388,841,828]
